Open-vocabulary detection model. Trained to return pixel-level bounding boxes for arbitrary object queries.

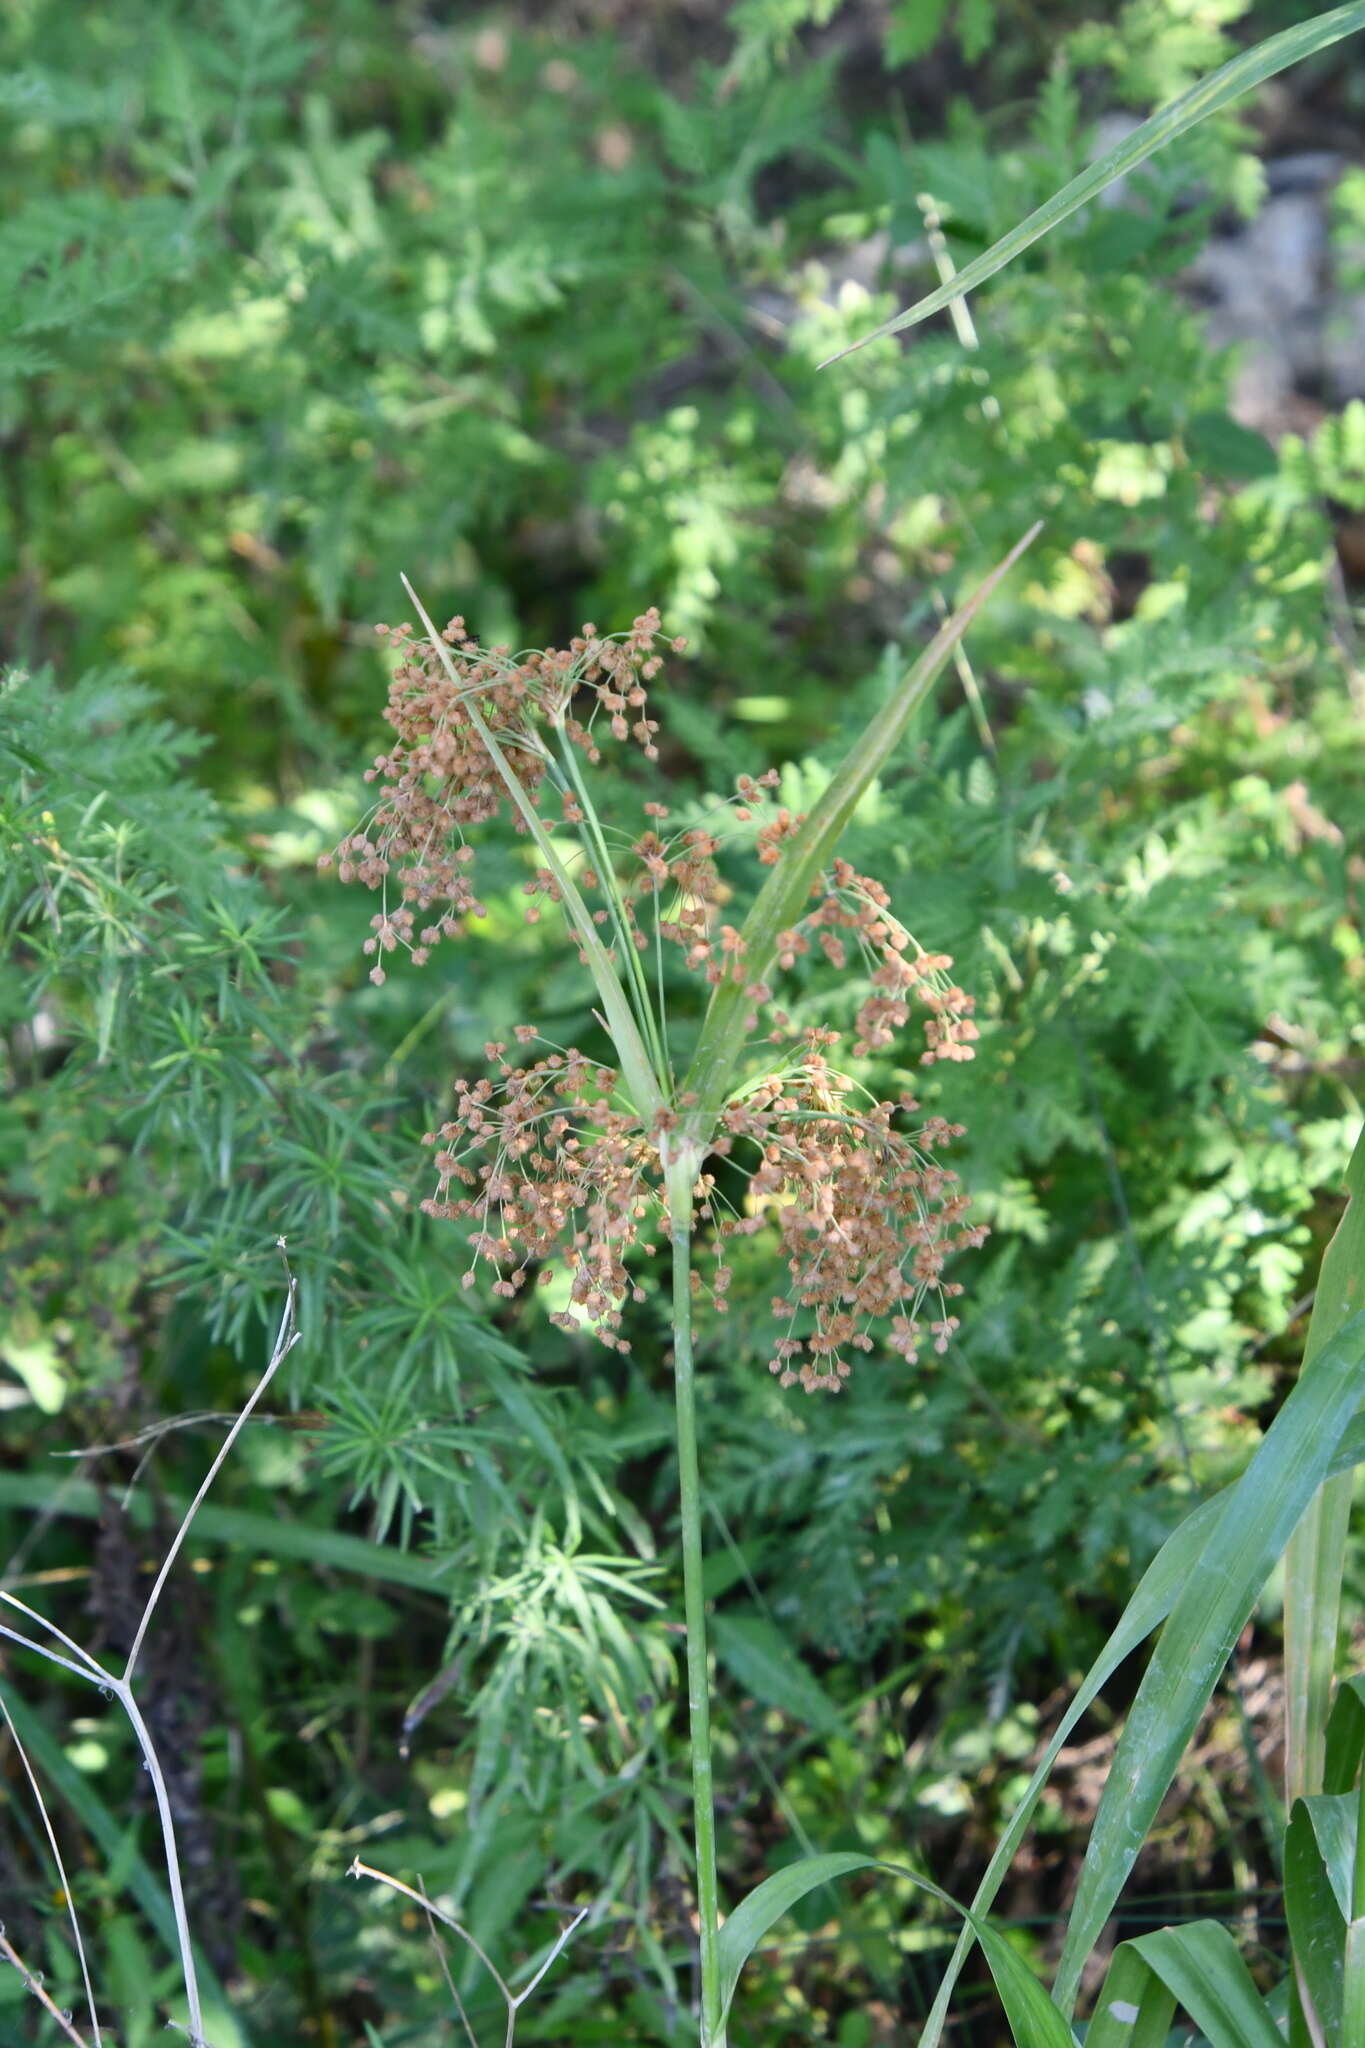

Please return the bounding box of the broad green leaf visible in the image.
[920,1403,1365,2048]
[1054,1305,1365,2014]
[1298,1792,1358,1920]
[714,1851,1078,2043]
[712,1610,845,1739]
[821,3,1365,365]
[1285,1123,1365,1802]
[1285,1797,1350,2040]
[680,525,1039,1124]
[1127,1922,1283,2048]
[1085,1943,1176,2048]
[1324,1675,1365,1795]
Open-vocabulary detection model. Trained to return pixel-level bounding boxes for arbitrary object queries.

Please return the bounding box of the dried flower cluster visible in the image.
[716,1042,986,1389]
[332,602,987,1389]
[420,1030,982,1390]
[320,609,680,984]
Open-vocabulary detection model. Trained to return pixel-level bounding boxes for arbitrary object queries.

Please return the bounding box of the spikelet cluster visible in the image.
[331,605,987,1389]
[320,610,677,983]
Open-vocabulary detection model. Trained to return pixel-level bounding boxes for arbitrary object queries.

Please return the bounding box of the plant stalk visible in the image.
[665,1141,725,2048]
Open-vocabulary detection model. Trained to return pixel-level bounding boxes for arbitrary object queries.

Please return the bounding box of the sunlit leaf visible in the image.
[821,4,1365,365]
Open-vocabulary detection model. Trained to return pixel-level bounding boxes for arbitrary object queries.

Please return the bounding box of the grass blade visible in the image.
[1324,1676,1365,1795]
[711,1610,845,1739]
[0,1471,444,1592]
[1284,1124,1365,1803]
[1127,1922,1284,2048]
[715,1851,872,2021]
[1344,1918,1365,2048]
[1285,1797,1351,2040]
[919,1405,1365,2047]
[820,4,1365,367]
[1053,1305,1365,2013]
[1084,1944,1176,2048]
[714,1852,1077,2043]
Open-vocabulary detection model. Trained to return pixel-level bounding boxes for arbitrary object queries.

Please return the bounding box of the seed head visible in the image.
[332,602,987,1388]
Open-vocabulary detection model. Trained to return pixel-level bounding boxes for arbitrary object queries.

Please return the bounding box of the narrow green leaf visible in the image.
[920,1404,1365,2048]
[1298,1792,1358,1920]
[0,1471,443,1592]
[716,1850,873,2019]
[1128,1922,1283,2048]
[977,1925,1080,2048]
[1285,1122,1365,1802]
[1324,1675,1365,1795]
[1285,1797,1350,2040]
[712,1610,845,1739]
[680,525,1040,1124]
[1084,1943,1177,2048]
[821,3,1365,365]
[1054,1307,1365,2014]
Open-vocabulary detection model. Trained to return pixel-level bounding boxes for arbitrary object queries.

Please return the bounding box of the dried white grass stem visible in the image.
[0,1245,300,2048]
[0,1926,92,2045]
[122,1256,299,1685]
[349,1856,588,2048]
[0,1697,102,2043]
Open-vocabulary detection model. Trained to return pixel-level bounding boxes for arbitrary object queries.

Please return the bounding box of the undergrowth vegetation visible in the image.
[2,1,1365,2042]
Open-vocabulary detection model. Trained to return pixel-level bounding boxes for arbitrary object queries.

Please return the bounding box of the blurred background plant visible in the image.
[2,1,1364,2041]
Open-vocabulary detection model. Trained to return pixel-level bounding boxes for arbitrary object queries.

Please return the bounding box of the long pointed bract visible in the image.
[679,526,1039,1133]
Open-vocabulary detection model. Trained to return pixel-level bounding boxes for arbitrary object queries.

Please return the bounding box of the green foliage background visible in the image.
[2,1,1363,2041]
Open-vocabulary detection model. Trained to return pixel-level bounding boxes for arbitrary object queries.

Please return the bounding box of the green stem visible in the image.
[665,1142,725,2048]
[553,722,670,1088]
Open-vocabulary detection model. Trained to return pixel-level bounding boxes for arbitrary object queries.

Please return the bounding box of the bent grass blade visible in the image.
[820,4,1365,367]
[1053,1304,1365,2015]
[921,1346,1365,2044]
[715,1850,1079,2044]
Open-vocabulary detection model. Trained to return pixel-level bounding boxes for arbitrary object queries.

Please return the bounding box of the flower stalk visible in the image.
[664,1136,725,2047]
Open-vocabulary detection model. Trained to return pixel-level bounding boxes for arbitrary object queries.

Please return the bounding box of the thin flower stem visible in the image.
[123,1270,298,1687]
[664,1142,725,2048]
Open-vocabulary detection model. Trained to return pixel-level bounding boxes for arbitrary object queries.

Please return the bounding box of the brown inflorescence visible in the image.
[320,609,676,984]
[332,605,987,1388]
[418,1029,982,1390]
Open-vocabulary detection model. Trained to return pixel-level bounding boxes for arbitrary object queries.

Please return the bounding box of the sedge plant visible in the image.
[325,534,1037,2044]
